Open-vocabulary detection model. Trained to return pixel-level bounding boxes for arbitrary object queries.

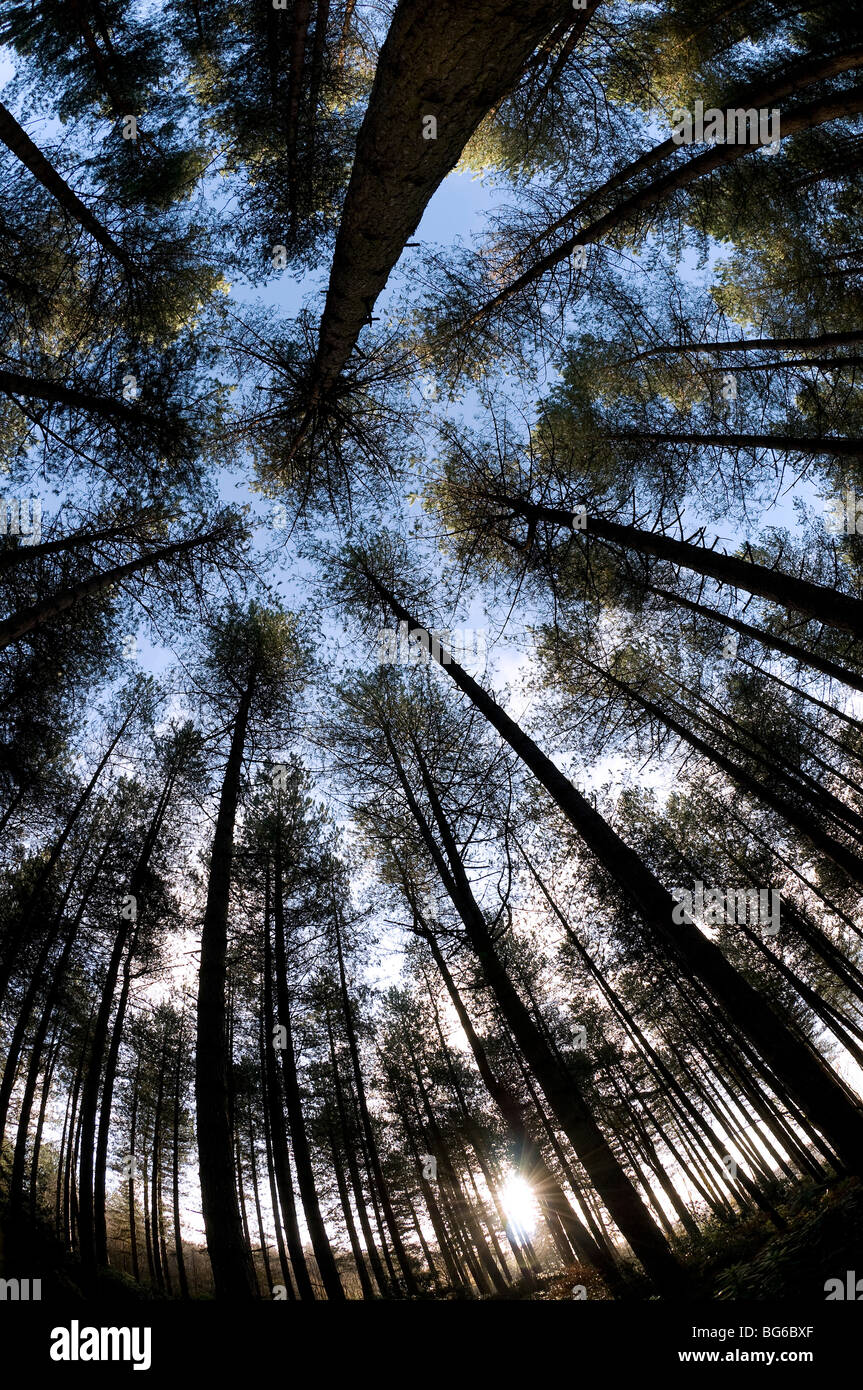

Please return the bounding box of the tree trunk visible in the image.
[0,514,159,574]
[326,1111,373,1298]
[262,872,313,1298]
[412,904,618,1283]
[81,774,176,1277]
[627,329,863,363]
[311,0,585,393]
[521,48,863,259]
[259,995,293,1296]
[585,649,863,885]
[384,727,683,1295]
[0,100,133,270]
[476,87,863,321]
[272,840,345,1300]
[645,583,863,698]
[0,525,224,650]
[171,1035,190,1299]
[325,1003,390,1296]
[0,707,134,1011]
[195,676,258,1299]
[333,900,420,1293]
[607,429,863,459]
[495,494,863,637]
[0,367,140,422]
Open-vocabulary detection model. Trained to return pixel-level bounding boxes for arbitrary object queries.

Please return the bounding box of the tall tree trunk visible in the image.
[326,1111,373,1299]
[0,707,134,1012]
[325,1003,391,1297]
[607,429,863,459]
[0,525,224,650]
[0,100,134,270]
[149,1037,167,1292]
[627,329,863,363]
[0,831,99,1151]
[645,583,863,698]
[518,50,863,258]
[29,1018,64,1216]
[475,88,863,321]
[94,921,139,1266]
[195,675,258,1299]
[410,902,618,1284]
[81,774,176,1279]
[247,1098,272,1295]
[57,1022,90,1246]
[583,649,863,885]
[494,494,863,637]
[272,839,345,1300]
[0,512,160,575]
[285,0,312,234]
[333,900,419,1294]
[311,0,585,394]
[262,871,312,1298]
[6,833,116,1199]
[0,368,141,422]
[260,1023,294,1296]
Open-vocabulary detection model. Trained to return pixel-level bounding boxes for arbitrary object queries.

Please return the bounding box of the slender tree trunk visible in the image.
[0,368,141,422]
[261,1037,293,1296]
[142,1149,155,1285]
[0,832,98,1152]
[411,905,617,1283]
[495,494,863,637]
[29,1020,63,1216]
[150,1040,167,1292]
[475,88,863,321]
[0,100,134,270]
[7,833,116,1202]
[0,525,224,650]
[608,429,863,459]
[407,1037,509,1293]
[326,1113,373,1299]
[0,513,160,575]
[517,835,775,1220]
[585,650,863,885]
[262,873,312,1298]
[333,901,419,1294]
[354,1101,402,1292]
[172,1037,190,1299]
[0,709,133,1012]
[285,0,311,233]
[519,50,863,258]
[55,1067,75,1238]
[627,329,863,363]
[82,777,175,1277]
[247,1099,272,1294]
[272,841,345,1300]
[645,583,863,697]
[325,1004,391,1297]
[195,676,258,1299]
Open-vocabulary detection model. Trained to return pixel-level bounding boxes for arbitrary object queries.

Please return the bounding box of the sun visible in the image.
[501,1174,539,1236]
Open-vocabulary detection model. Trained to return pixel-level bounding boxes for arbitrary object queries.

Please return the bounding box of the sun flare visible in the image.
[501,1175,539,1236]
